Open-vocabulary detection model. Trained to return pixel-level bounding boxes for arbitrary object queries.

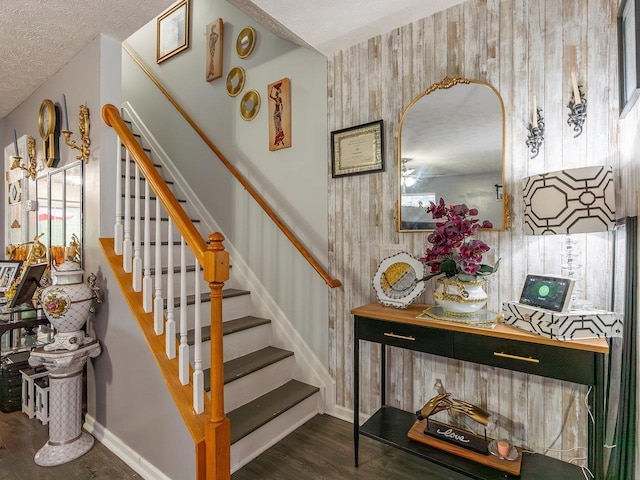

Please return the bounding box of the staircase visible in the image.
[101,106,322,476]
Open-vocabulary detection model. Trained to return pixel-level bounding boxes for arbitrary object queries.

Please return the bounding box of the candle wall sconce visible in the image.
[526,108,545,159]
[10,136,40,180]
[62,105,91,163]
[567,85,587,137]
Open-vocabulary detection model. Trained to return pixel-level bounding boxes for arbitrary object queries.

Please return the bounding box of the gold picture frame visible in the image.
[331,120,385,178]
[157,0,190,64]
[226,67,245,97]
[240,90,261,121]
[236,26,256,58]
[206,18,223,81]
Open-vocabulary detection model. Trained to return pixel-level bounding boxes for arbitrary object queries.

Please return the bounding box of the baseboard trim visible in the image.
[84,415,172,480]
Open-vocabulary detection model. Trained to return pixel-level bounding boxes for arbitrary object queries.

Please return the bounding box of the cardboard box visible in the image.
[502,301,622,341]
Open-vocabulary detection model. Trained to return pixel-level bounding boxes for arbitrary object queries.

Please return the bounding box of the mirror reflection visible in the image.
[397,77,507,231]
[34,160,83,267]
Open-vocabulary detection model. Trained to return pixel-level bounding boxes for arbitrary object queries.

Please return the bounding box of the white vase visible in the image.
[40,261,98,351]
[434,276,488,315]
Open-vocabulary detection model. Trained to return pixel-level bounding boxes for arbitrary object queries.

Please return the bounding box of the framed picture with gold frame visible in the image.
[331,120,384,178]
[157,0,190,64]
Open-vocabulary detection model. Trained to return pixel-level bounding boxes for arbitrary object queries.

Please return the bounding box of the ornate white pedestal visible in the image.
[28,341,101,466]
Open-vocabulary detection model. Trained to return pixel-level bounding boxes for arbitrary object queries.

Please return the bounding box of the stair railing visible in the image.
[102,104,230,480]
[122,43,341,289]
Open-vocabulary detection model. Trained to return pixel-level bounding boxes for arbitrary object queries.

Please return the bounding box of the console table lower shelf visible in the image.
[360,407,587,480]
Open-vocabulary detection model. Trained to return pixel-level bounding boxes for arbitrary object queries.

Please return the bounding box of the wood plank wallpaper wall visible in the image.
[327,0,619,463]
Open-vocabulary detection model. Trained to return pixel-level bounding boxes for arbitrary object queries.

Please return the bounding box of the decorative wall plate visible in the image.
[372,252,426,308]
[236,26,256,58]
[240,90,261,121]
[226,66,246,97]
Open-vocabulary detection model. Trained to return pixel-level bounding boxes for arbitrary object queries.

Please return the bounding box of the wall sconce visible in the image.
[10,136,39,181]
[62,104,91,163]
[494,184,503,201]
[567,71,586,137]
[526,95,544,159]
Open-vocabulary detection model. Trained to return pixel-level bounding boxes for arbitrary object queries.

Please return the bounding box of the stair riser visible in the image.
[230,394,320,473]
[188,323,272,369]
[224,356,294,413]
[223,324,272,363]
[162,292,252,331]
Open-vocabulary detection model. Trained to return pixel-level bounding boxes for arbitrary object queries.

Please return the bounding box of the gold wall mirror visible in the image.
[236,26,256,58]
[397,77,508,232]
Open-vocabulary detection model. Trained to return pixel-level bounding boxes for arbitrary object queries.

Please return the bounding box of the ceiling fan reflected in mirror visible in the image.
[401,158,416,187]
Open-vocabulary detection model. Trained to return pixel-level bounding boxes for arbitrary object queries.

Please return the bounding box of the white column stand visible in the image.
[28,341,101,466]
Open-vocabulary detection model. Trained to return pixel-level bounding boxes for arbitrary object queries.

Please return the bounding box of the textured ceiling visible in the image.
[0,0,173,119]
[0,0,463,120]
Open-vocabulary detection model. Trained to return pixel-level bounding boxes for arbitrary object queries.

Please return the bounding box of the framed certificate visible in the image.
[331,120,384,178]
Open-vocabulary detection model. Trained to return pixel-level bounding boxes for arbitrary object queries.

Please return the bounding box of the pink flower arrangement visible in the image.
[419,198,499,281]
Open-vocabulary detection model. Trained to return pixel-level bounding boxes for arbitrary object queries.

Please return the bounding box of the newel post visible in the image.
[203,233,230,480]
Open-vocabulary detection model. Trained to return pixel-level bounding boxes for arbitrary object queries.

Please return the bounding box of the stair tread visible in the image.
[224,346,293,384]
[183,316,271,344]
[228,379,319,444]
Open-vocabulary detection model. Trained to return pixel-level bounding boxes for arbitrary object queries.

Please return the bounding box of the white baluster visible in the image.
[179,237,189,385]
[193,258,204,414]
[122,150,132,273]
[142,179,152,312]
[154,198,164,335]
[165,218,176,359]
[114,135,123,255]
[132,163,142,291]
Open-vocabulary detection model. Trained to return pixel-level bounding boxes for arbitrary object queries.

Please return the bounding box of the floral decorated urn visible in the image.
[40,260,101,351]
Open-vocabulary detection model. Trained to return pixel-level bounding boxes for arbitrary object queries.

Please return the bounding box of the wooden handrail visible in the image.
[102,104,208,264]
[121,43,341,289]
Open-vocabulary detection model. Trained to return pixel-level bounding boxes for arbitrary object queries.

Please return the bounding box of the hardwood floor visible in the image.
[232,414,469,480]
[0,411,467,479]
[0,410,141,480]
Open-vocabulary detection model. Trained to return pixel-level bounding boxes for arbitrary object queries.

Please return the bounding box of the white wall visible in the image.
[1,35,195,480]
[122,0,331,364]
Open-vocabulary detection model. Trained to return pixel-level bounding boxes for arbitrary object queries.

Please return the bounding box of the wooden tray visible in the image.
[408,419,523,476]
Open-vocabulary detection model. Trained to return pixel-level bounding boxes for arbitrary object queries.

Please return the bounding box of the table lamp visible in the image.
[523,165,615,309]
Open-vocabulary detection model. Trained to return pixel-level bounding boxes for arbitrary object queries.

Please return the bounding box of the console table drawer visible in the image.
[453,333,595,385]
[356,317,453,356]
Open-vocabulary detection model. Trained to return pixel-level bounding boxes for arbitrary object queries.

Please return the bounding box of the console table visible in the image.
[352,303,609,480]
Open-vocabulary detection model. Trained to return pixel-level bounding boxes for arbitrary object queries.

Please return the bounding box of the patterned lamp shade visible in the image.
[523,165,615,235]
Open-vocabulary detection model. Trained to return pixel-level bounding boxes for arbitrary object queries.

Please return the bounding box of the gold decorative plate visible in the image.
[236,26,256,58]
[226,67,246,97]
[240,90,261,121]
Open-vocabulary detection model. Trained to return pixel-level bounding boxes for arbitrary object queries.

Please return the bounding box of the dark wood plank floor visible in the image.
[1,410,468,479]
[232,414,469,480]
[0,410,141,480]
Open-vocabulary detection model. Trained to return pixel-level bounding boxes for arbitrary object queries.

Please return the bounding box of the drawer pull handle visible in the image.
[493,352,539,364]
[384,332,415,341]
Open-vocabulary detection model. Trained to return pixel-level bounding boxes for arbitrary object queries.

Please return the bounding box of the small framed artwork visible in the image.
[206,18,223,82]
[331,120,384,178]
[0,261,22,294]
[618,0,640,117]
[157,0,190,64]
[268,78,291,151]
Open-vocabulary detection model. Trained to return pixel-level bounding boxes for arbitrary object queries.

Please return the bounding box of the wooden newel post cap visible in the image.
[206,232,229,283]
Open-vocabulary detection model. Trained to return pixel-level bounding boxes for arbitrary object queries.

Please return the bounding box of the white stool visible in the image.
[20,368,48,419]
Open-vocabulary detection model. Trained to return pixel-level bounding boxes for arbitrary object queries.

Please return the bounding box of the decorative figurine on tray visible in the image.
[415,392,495,454]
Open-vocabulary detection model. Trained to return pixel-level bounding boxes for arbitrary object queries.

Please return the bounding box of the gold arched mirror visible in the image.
[397,77,508,232]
